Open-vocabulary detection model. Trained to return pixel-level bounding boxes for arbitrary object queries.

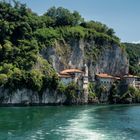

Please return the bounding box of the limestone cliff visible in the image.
[0,88,66,105]
[42,39,129,79]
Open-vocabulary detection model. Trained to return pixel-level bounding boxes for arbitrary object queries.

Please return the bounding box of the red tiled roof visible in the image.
[96,73,120,79]
[96,73,114,78]
[60,69,83,75]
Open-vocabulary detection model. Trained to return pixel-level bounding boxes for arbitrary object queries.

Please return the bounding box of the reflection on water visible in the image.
[57,109,105,140]
[0,105,140,140]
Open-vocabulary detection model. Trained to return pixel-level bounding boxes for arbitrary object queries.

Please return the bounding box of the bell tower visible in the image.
[83,64,89,103]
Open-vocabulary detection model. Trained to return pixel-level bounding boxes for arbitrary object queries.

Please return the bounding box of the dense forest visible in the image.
[0,1,122,93]
[124,43,140,76]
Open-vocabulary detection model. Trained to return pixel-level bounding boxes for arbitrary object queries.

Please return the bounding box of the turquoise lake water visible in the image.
[0,105,140,140]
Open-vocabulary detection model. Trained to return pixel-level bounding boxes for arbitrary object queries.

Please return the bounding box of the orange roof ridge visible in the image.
[96,73,114,78]
[60,69,83,74]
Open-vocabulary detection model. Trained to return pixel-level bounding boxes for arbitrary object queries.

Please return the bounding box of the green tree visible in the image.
[45,7,83,26]
[124,43,140,75]
[28,69,44,92]
[0,74,7,86]
[65,82,81,103]
[109,83,120,103]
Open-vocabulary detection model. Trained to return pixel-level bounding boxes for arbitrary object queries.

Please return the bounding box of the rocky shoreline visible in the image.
[0,88,139,106]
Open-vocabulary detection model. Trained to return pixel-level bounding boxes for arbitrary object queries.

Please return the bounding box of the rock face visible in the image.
[0,88,66,105]
[43,39,129,79]
[94,45,129,77]
[42,89,66,104]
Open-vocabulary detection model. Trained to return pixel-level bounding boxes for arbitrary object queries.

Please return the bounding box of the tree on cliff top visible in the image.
[45,6,84,26]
